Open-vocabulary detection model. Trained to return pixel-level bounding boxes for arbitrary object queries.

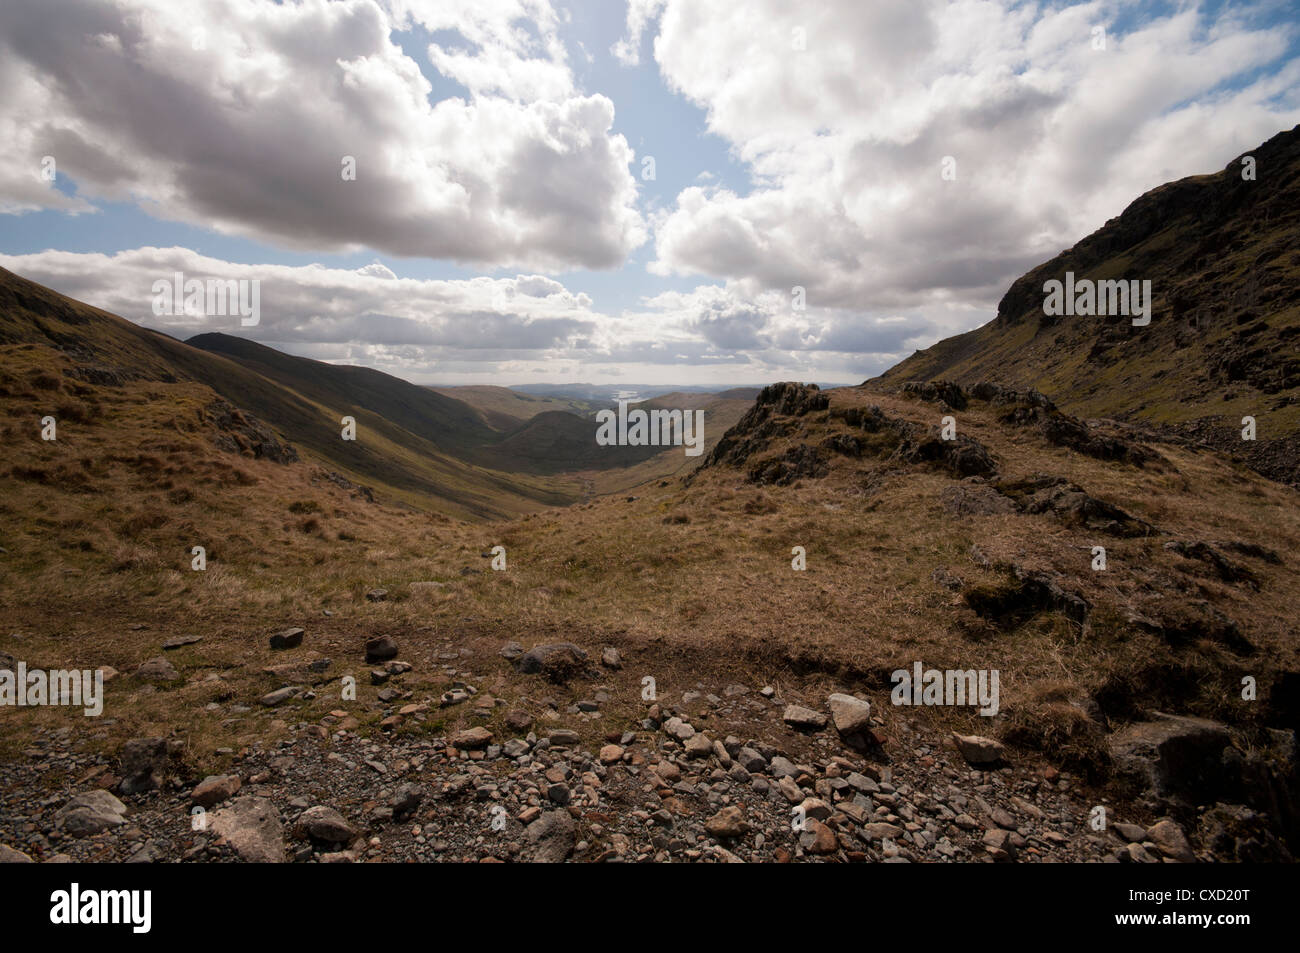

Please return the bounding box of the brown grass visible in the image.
[0,353,1297,797]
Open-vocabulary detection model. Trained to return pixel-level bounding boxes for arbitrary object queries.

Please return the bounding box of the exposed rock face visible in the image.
[993,127,1300,328]
[203,399,298,463]
[65,364,133,387]
[749,381,832,418]
[941,481,1018,517]
[902,432,998,478]
[1197,803,1294,863]
[1163,540,1257,587]
[879,127,1300,488]
[993,474,1153,536]
[963,566,1090,628]
[1126,598,1253,654]
[969,381,1056,409]
[1037,413,1155,466]
[968,382,1156,465]
[318,468,376,503]
[748,444,828,485]
[1109,712,1233,801]
[699,382,829,475]
[902,379,968,410]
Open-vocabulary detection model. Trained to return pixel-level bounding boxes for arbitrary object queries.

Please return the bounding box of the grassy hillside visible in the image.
[2,377,1295,791]
[0,269,580,519]
[191,332,743,480]
[430,385,598,429]
[189,333,494,456]
[879,124,1300,485]
[3,127,1298,861]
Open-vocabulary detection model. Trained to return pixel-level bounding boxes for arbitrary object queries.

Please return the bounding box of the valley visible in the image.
[1,128,1298,866]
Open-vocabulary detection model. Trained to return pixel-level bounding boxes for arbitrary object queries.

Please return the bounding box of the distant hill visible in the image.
[0,269,580,518]
[465,390,754,479]
[189,333,493,455]
[878,125,1300,485]
[429,385,597,429]
[512,382,768,402]
[0,268,762,516]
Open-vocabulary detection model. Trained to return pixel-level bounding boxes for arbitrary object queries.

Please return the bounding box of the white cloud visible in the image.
[357,261,398,279]
[3,1,1298,388]
[386,0,575,101]
[0,245,597,352]
[612,0,665,66]
[0,0,646,270]
[0,246,938,384]
[645,0,1300,314]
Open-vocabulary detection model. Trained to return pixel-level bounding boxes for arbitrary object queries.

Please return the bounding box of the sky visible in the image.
[0,0,1297,387]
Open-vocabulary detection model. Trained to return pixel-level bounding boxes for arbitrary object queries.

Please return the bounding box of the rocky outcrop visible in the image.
[699,382,829,474]
[747,444,828,485]
[963,565,1090,628]
[993,474,1154,536]
[902,379,968,410]
[203,399,298,464]
[1109,712,1233,801]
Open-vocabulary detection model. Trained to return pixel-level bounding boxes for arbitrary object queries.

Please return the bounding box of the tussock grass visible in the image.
[0,351,1297,784]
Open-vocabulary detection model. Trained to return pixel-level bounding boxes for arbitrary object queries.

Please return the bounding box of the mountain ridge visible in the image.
[877,124,1300,485]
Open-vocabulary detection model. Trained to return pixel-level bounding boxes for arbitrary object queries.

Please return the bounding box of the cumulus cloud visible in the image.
[3,1,1298,388]
[0,245,596,357]
[0,246,932,383]
[0,0,645,270]
[645,0,1300,313]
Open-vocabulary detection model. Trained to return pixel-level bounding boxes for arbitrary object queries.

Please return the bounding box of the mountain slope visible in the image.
[0,268,579,518]
[878,125,1300,484]
[188,333,493,456]
[429,385,598,429]
[189,333,743,478]
[4,373,1297,862]
[468,391,752,478]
